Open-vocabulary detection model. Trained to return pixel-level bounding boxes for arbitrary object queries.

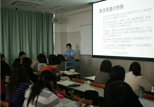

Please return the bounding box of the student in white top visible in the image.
[124,62,152,97]
[23,70,80,107]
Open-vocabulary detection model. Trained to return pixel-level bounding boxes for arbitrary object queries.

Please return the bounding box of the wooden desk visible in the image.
[57,80,104,98]
[139,97,154,107]
[84,76,95,82]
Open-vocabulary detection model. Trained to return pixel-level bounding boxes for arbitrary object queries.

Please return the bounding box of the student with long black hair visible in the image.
[5,64,31,107]
[23,70,63,107]
[22,57,38,83]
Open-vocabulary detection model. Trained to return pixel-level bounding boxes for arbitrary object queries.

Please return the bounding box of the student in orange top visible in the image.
[39,54,61,75]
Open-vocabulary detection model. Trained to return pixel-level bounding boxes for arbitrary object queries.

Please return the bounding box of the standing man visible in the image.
[64,43,76,70]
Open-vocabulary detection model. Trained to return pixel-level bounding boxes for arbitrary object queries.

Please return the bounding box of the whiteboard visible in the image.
[80,24,92,55]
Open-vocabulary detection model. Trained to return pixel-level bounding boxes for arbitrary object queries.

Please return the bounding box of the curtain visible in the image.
[0,8,53,64]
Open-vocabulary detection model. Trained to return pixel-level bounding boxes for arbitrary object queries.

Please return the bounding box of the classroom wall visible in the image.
[54,6,154,85]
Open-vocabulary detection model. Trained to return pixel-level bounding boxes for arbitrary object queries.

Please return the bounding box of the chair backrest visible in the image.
[73,95,93,105]
[84,90,99,105]
[73,95,81,102]
[90,82,105,89]
[72,78,84,84]
[55,84,61,91]
[143,93,154,101]
[0,100,9,107]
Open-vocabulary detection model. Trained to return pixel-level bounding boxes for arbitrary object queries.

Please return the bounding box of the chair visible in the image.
[90,82,105,89]
[55,84,61,91]
[73,95,93,105]
[72,78,84,84]
[0,100,9,107]
[143,93,154,101]
[84,90,99,106]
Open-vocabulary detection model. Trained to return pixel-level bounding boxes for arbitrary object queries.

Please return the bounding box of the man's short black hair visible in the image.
[109,65,125,81]
[66,43,72,49]
[48,54,61,65]
[1,54,5,59]
[19,51,25,57]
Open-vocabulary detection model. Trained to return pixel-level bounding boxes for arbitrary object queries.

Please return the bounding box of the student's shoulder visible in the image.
[21,82,31,88]
[41,89,57,99]
[72,49,75,51]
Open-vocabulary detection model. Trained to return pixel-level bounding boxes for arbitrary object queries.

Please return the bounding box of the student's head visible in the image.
[8,64,29,97]
[129,62,141,76]
[66,43,72,50]
[109,65,125,81]
[37,54,47,63]
[104,81,141,107]
[19,51,25,59]
[1,54,5,62]
[1,61,11,80]
[22,57,32,67]
[40,70,57,90]
[13,58,22,65]
[100,60,112,72]
[48,54,61,69]
[27,70,57,106]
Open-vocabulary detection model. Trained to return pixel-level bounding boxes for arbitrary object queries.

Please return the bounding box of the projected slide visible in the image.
[93,0,154,59]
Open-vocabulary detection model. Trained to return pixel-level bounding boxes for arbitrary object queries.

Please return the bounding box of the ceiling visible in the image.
[1,0,102,13]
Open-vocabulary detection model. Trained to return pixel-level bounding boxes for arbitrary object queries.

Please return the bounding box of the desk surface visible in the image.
[59,98,78,107]
[57,80,104,97]
[59,92,154,107]
[151,86,154,93]
[84,76,95,81]
[139,98,154,107]
[59,98,74,105]
[60,71,80,76]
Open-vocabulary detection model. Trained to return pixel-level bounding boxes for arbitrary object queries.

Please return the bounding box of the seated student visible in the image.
[39,54,61,75]
[124,62,152,97]
[23,70,79,107]
[1,61,11,101]
[107,65,125,84]
[5,64,31,107]
[37,54,47,72]
[104,65,125,106]
[22,57,38,83]
[31,58,39,73]
[94,60,112,84]
[104,81,143,107]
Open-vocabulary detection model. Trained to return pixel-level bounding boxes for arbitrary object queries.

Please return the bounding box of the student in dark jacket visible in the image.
[22,57,38,83]
[104,65,143,107]
[104,81,143,107]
